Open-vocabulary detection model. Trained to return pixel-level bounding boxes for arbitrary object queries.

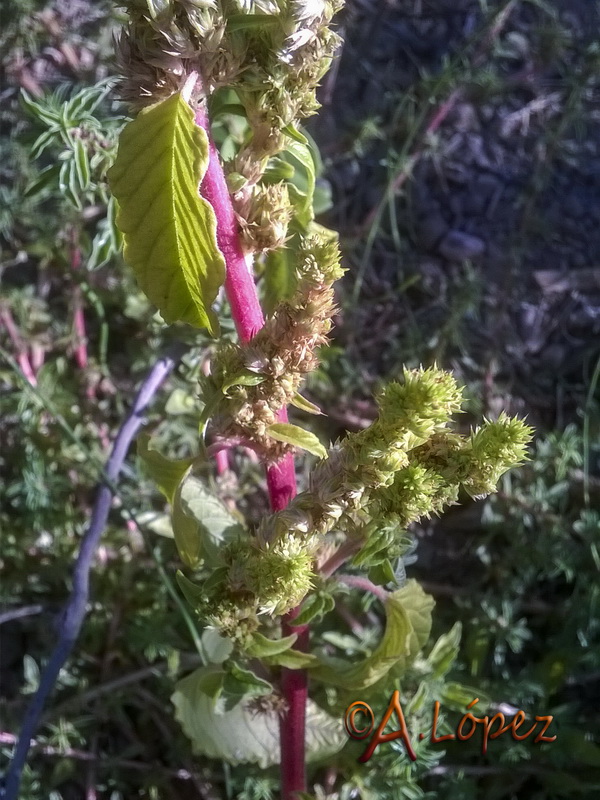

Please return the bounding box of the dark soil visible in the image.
[310,0,600,430]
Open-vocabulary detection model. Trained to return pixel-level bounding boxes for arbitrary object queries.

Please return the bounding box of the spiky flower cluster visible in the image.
[195,532,318,635]
[198,367,532,630]
[116,1,343,251]
[264,369,532,542]
[235,181,293,253]
[204,230,344,460]
[253,368,468,543]
[118,1,341,123]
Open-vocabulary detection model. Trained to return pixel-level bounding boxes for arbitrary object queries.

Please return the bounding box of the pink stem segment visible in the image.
[195,107,265,344]
[0,307,37,386]
[215,448,229,476]
[194,103,304,797]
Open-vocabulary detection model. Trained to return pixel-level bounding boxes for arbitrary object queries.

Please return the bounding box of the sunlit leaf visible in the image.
[309,588,431,690]
[279,132,316,227]
[267,423,327,459]
[73,138,90,191]
[201,628,234,665]
[246,632,297,658]
[173,668,346,767]
[136,510,174,538]
[427,622,462,679]
[291,393,322,415]
[173,471,244,566]
[108,92,225,334]
[392,579,435,657]
[137,432,195,503]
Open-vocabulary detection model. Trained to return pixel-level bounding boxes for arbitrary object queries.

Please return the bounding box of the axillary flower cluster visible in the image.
[203,231,343,461]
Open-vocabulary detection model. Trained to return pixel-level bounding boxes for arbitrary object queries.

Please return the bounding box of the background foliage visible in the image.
[1,1,599,798]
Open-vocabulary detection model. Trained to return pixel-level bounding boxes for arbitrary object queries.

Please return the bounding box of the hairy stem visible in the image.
[195,104,305,799]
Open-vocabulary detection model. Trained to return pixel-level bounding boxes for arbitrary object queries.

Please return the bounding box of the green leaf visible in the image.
[262,157,297,183]
[246,632,297,658]
[174,471,244,565]
[221,370,265,394]
[137,433,195,503]
[223,663,273,701]
[313,179,333,216]
[176,571,206,607]
[283,123,309,144]
[267,423,327,459]
[88,221,117,271]
[24,164,61,198]
[427,622,462,679]
[202,567,229,594]
[165,388,197,415]
[173,669,345,767]
[21,90,61,126]
[289,593,334,627]
[136,510,173,538]
[368,558,398,586]
[201,628,234,665]
[289,594,326,626]
[390,580,435,657]
[262,247,297,314]
[309,593,414,690]
[67,81,112,119]
[280,134,316,227]
[59,160,82,210]
[193,665,226,701]
[351,525,396,568]
[291,393,323,415]
[73,138,90,191]
[263,649,318,669]
[107,195,121,252]
[441,683,489,713]
[227,14,281,32]
[172,488,202,569]
[108,92,225,334]
[30,130,57,161]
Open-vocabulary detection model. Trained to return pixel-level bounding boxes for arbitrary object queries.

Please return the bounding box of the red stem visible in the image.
[195,107,265,344]
[0,307,37,386]
[281,611,309,798]
[194,104,306,798]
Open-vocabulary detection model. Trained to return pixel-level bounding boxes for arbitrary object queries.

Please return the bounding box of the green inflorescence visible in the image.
[189,367,532,634]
